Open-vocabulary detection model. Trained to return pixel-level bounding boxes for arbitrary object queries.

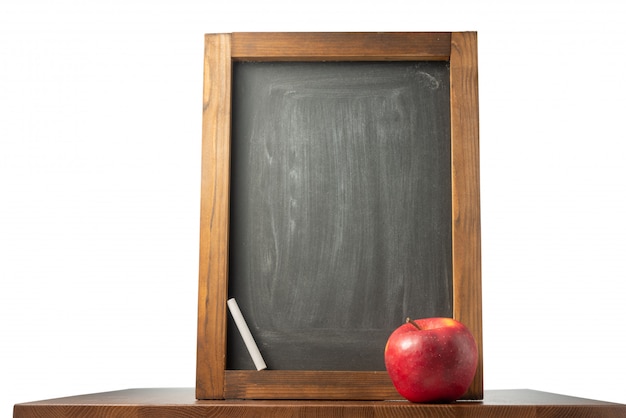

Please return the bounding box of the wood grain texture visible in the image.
[231,32,451,61]
[450,32,483,400]
[224,370,402,400]
[196,33,232,400]
[14,389,626,418]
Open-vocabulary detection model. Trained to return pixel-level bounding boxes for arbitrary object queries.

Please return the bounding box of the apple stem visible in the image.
[406,317,422,330]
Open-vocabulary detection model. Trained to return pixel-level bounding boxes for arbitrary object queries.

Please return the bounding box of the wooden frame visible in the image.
[196,32,481,401]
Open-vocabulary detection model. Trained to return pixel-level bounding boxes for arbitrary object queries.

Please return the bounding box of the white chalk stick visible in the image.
[227,298,267,371]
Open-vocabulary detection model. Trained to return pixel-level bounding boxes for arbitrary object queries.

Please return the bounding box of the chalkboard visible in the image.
[227,61,452,371]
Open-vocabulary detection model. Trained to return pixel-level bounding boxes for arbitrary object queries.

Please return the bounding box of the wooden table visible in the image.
[13,388,625,417]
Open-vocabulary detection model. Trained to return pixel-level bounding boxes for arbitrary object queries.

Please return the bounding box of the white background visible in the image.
[2,0,625,414]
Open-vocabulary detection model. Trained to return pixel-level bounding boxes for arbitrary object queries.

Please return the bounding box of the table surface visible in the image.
[14,388,626,418]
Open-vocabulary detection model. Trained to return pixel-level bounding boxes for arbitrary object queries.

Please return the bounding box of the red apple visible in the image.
[384,317,478,403]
